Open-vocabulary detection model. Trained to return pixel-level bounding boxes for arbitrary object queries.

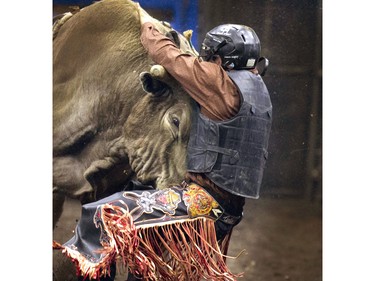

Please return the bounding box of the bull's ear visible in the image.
[139,72,170,97]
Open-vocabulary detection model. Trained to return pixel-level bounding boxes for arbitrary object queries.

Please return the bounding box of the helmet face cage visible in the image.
[199,24,261,70]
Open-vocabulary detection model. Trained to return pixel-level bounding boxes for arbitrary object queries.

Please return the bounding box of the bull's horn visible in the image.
[53,12,74,39]
[183,29,193,41]
[150,65,168,79]
[183,30,199,57]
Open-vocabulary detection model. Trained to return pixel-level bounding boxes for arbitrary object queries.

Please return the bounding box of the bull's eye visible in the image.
[172,117,180,128]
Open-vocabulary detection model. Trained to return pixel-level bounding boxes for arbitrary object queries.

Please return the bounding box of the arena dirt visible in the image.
[227,197,322,281]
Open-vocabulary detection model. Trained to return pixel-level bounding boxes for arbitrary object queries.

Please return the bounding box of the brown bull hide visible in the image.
[53,0,195,210]
[53,0,194,231]
[53,0,195,279]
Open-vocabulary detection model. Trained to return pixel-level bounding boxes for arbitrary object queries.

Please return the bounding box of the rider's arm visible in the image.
[140,22,240,121]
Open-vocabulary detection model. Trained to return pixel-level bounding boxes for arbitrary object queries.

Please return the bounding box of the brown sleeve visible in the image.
[140,23,240,121]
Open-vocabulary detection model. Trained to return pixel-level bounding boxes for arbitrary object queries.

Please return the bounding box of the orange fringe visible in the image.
[58,203,242,280]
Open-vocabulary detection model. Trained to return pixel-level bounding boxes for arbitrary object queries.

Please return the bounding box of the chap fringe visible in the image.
[56,203,242,280]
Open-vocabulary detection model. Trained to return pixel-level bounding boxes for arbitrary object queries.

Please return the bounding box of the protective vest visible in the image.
[187,70,272,198]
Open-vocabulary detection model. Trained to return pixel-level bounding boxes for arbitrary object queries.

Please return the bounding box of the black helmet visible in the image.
[199,24,261,70]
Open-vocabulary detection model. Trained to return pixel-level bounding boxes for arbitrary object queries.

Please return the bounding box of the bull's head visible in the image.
[122,68,193,189]
[80,66,193,200]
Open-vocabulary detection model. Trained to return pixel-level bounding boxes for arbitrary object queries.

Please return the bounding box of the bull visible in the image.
[53,0,197,279]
